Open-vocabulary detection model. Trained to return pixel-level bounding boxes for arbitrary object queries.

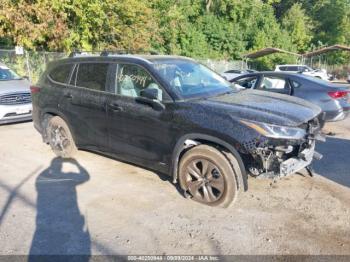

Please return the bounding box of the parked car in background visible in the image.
[32,53,324,207]
[231,72,350,122]
[222,69,257,81]
[0,62,32,124]
[347,72,350,83]
[275,64,331,81]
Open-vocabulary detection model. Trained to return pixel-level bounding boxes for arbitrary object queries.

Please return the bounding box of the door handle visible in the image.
[108,102,123,112]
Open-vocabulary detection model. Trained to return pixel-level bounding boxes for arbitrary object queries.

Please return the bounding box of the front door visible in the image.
[106,63,174,171]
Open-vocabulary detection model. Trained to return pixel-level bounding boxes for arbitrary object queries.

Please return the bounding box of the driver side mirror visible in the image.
[140,88,159,100]
[137,87,165,111]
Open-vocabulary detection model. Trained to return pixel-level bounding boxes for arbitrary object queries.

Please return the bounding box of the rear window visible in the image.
[49,64,73,84]
[76,63,109,91]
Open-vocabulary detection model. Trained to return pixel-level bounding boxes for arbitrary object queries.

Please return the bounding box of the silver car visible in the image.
[0,63,32,124]
[231,71,350,122]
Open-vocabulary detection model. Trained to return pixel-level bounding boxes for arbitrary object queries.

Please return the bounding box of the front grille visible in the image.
[0,92,32,105]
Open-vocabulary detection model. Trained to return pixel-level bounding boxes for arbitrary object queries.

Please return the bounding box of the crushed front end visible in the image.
[241,115,325,178]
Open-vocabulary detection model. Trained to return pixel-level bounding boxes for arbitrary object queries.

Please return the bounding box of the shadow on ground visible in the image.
[29,157,91,259]
[314,137,350,188]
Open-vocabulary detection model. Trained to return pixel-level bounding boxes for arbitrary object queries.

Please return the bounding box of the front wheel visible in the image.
[178,145,239,207]
[46,116,77,158]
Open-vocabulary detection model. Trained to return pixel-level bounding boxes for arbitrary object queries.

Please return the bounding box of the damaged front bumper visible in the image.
[279,142,320,177]
[244,117,325,178]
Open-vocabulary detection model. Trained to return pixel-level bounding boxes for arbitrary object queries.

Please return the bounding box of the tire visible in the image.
[46,116,77,158]
[178,145,239,207]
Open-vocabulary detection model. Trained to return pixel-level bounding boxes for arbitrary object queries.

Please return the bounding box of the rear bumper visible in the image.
[0,103,32,124]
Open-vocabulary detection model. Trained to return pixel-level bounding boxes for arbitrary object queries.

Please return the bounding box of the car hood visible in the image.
[198,89,322,127]
[0,79,30,94]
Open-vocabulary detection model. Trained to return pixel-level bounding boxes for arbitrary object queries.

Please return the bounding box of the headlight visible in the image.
[240,120,306,140]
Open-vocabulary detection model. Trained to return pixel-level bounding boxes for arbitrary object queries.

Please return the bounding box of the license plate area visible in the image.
[15,108,30,115]
[280,145,315,176]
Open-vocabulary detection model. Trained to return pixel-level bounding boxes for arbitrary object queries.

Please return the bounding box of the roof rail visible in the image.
[68,49,160,58]
[68,51,100,57]
[100,49,159,56]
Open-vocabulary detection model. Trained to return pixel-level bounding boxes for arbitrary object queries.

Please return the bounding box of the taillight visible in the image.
[328,91,348,99]
[30,86,40,94]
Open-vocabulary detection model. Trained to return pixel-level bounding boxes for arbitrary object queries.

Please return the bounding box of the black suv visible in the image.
[31,53,325,207]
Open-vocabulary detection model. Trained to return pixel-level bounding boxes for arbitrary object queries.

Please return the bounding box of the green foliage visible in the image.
[281,3,313,52]
[1,0,350,68]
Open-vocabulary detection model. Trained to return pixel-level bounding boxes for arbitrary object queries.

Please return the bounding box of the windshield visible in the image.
[152,60,234,99]
[0,66,22,81]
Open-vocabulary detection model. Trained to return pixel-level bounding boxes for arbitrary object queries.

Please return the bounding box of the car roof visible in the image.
[234,71,298,76]
[276,64,308,67]
[231,71,317,80]
[55,54,194,65]
[231,71,333,86]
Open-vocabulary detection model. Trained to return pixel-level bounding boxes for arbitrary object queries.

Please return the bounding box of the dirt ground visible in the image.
[0,119,349,256]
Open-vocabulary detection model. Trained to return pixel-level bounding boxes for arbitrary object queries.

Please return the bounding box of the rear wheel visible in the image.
[46,116,77,158]
[178,145,239,207]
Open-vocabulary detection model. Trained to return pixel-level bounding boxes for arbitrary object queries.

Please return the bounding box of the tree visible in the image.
[282,3,313,52]
[0,0,68,50]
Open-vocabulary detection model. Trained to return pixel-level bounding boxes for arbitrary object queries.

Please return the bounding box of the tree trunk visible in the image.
[206,0,212,13]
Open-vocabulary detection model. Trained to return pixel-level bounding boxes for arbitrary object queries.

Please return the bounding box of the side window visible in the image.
[49,64,73,84]
[116,64,163,101]
[287,66,299,71]
[279,66,287,71]
[234,76,258,89]
[76,63,109,91]
[291,80,301,88]
[258,76,291,94]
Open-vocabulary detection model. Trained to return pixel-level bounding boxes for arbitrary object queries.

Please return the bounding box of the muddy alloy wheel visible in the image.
[179,145,239,207]
[50,126,70,152]
[47,116,77,158]
[184,159,225,203]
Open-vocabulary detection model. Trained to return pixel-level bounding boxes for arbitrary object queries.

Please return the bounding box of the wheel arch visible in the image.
[40,109,77,144]
[171,133,248,191]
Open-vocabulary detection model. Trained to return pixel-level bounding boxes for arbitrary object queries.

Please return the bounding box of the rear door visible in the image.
[60,62,112,150]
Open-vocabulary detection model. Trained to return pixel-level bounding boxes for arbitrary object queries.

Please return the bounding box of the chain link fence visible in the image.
[0,48,246,84]
[0,49,67,83]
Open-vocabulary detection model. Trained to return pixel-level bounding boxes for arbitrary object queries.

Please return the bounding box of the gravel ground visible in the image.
[0,119,349,256]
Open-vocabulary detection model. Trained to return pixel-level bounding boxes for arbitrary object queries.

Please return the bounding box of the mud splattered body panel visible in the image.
[32,55,324,179]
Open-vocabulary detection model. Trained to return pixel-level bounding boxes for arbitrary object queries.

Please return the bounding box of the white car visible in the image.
[0,63,32,124]
[275,64,331,81]
[347,73,350,83]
